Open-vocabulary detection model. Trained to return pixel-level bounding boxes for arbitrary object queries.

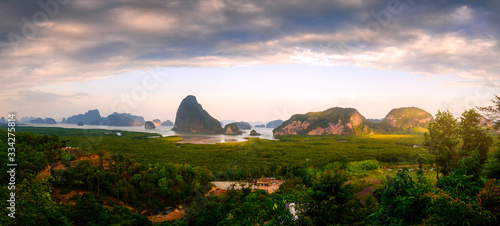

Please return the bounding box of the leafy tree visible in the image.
[305,170,367,225]
[423,191,495,225]
[158,177,169,194]
[436,151,484,203]
[70,193,151,225]
[484,146,500,179]
[478,179,500,217]
[95,149,109,170]
[459,109,493,163]
[2,179,71,225]
[478,94,500,130]
[367,168,433,225]
[424,110,459,179]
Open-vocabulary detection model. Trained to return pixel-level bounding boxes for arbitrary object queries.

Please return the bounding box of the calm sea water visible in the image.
[19,123,276,144]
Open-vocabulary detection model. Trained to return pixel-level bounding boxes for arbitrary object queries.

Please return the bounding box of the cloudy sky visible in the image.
[0,0,499,122]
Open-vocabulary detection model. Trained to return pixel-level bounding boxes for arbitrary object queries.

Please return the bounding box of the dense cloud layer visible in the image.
[1,0,499,93]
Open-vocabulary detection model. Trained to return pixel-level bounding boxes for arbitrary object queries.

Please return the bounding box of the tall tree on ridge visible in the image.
[424,110,459,179]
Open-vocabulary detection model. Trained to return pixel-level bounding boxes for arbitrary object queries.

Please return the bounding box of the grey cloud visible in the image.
[0,0,499,91]
[19,90,65,102]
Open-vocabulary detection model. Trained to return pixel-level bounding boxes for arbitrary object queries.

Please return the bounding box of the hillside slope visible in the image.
[273,107,373,136]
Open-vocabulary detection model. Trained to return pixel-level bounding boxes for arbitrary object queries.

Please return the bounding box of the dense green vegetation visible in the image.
[0,130,212,225]
[12,126,430,180]
[2,97,500,225]
[424,109,493,178]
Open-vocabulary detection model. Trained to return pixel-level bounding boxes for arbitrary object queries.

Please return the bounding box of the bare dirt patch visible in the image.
[148,209,186,224]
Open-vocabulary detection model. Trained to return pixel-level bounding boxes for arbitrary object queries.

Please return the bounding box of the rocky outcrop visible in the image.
[220,120,235,127]
[480,116,494,128]
[224,123,242,135]
[20,116,37,123]
[250,130,261,136]
[77,122,84,126]
[44,118,57,124]
[273,107,372,136]
[97,113,145,126]
[61,117,67,123]
[161,120,174,126]
[172,95,223,134]
[28,118,56,124]
[234,121,252,130]
[255,124,266,128]
[67,109,102,125]
[29,118,45,123]
[152,119,162,127]
[381,107,433,129]
[266,120,284,128]
[0,117,6,124]
[145,121,156,129]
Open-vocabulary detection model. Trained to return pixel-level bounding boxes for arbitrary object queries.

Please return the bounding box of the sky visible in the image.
[0,0,499,122]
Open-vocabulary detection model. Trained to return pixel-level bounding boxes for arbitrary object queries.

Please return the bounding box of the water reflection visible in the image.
[20,123,276,144]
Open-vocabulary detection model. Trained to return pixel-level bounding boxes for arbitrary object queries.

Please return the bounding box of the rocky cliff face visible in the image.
[273,107,372,136]
[20,116,37,123]
[67,109,102,125]
[250,130,261,136]
[162,120,174,126]
[98,113,145,126]
[266,120,284,128]
[44,118,57,124]
[145,121,156,129]
[28,118,56,124]
[381,107,433,129]
[152,119,162,127]
[234,121,252,130]
[224,123,242,135]
[29,118,45,123]
[172,95,223,134]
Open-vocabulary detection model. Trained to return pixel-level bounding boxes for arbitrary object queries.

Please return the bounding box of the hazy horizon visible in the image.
[1,0,499,122]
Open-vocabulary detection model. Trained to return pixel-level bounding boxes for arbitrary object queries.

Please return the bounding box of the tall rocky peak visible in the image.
[273,107,372,136]
[381,107,433,129]
[67,109,102,124]
[172,95,223,134]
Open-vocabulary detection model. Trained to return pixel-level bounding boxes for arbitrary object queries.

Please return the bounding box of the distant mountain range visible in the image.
[60,109,174,127]
[17,96,441,136]
[29,118,57,124]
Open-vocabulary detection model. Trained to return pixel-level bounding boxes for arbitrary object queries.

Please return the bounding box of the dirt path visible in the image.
[148,210,186,224]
